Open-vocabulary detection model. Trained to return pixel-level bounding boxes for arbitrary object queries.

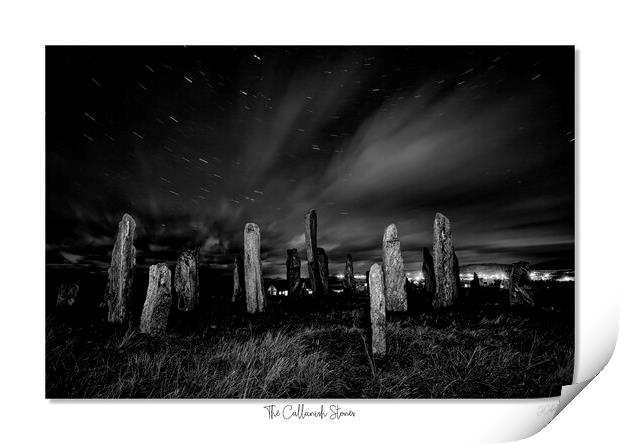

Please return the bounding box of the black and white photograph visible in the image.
[45,45,575,399]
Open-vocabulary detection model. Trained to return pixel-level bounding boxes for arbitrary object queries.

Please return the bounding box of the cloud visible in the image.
[59,251,85,264]
[46,47,574,279]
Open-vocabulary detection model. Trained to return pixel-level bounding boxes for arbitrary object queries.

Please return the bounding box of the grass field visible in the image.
[46,285,574,399]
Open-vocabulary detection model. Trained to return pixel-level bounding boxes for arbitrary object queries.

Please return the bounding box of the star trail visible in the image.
[46,46,574,277]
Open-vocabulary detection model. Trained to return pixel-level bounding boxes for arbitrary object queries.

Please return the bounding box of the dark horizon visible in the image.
[46,46,575,279]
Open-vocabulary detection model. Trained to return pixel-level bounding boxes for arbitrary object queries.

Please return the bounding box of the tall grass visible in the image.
[46,304,573,399]
[47,324,344,398]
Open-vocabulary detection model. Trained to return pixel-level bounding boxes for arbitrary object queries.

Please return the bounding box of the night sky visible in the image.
[46,46,574,278]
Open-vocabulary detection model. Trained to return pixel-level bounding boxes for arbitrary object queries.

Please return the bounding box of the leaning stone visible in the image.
[286,248,303,300]
[175,248,200,311]
[244,222,266,313]
[509,262,535,306]
[382,224,407,311]
[304,209,322,297]
[232,256,244,303]
[369,263,387,358]
[140,263,172,336]
[57,283,79,308]
[432,212,458,308]
[317,247,330,298]
[343,254,355,294]
[105,213,136,323]
[422,247,436,295]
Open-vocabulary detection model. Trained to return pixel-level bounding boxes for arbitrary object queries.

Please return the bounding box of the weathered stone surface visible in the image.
[369,263,387,358]
[304,209,322,297]
[432,212,458,308]
[343,254,355,294]
[175,248,200,311]
[422,247,436,295]
[105,213,136,323]
[140,263,172,336]
[453,250,461,299]
[317,247,329,298]
[286,248,303,299]
[509,262,535,306]
[57,283,79,308]
[244,222,265,313]
[382,224,407,312]
[232,256,243,303]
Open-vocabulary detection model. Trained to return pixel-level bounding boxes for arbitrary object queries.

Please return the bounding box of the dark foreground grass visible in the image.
[46,297,573,399]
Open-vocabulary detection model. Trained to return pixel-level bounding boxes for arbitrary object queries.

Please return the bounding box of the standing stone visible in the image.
[471,272,480,291]
[105,213,136,323]
[453,250,461,299]
[232,256,243,303]
[508,262,535,306]
[343,254,355,295]
[422,247,436,295]
[432,212,458,308]
[140,263,172,336]
[304,209,322,297]
[286,248,303,300]
[244,222,265,313]
[382,224,407,311]
[175,248,200,311]
[369,263,387,358]
[317,248,330,298]
[57,283,79,308]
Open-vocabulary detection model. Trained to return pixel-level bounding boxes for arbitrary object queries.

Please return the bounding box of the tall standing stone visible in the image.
[304,209,322,297]
[343,254,355,295]
[232,256,243,303]
[432,212,458,308]
[317,247,330,298]
[175,248,200,311]
[382,224,407,312]
[508,262,535,306]
[286,248,303,300]
[369,263,387,358]
[140,263,172,336]
[422,247,436,295]
[244,222,265,313]
[57,283,79,308]
[105,213,136,324]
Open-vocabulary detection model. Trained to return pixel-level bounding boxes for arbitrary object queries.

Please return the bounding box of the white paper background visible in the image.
[0,1,618,442]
